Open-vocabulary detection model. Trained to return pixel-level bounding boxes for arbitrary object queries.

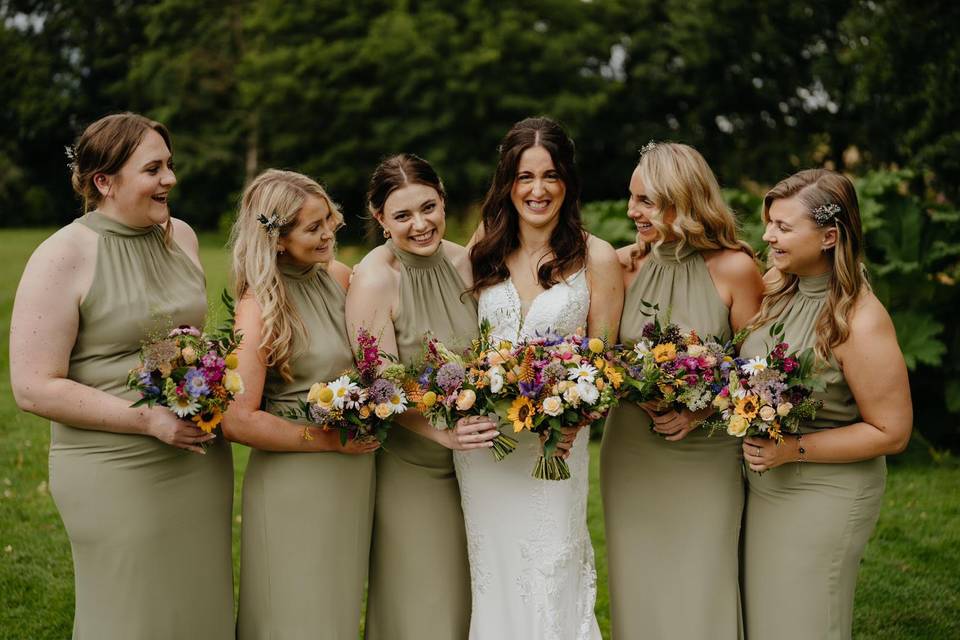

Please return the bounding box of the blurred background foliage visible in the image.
[2,0,958,446]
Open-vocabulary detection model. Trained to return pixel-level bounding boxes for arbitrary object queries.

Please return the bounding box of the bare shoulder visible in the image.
[443,238,468,262]
[761,267,782,285]
[328,260,352,290]
[586,234,618,265]
[352,243,395,273]
[848,290,895,337]
[25,222,97,277]
[704,248,759,280]
[170,217,200,254]
[349,245,398,296]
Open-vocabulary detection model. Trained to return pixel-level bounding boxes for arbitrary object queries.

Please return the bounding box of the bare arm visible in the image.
[745,294,913,468]
[170,217,203,270]
[345,251,496,450]
[705,249,764,333]
[220,295,376,453]
[586,236,624,342]
[10,225,214,453]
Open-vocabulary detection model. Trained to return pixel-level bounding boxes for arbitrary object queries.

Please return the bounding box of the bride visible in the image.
[457,117,623,639]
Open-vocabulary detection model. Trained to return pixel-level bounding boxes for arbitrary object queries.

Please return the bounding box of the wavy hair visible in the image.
[70,112,175,245]
[751,169,866,361]
[628,142,753,267]
[229,169,343,382]
[468,117,587,294]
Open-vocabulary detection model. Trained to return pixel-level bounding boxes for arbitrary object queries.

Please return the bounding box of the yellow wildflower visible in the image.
[193,408,222,434]
[652,343,677,363]
[735,395,760,420]
[604,367,623,388]
[727,415,749,437]
[588,338,605,354]
[224,353,239,369]
[421,391,437,408]
[508,396,535,433]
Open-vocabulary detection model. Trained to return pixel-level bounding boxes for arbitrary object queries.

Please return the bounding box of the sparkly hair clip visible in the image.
[639,141,657,156]
[811,203,841,226]
[256,213,287,237]
[65,145,78,173]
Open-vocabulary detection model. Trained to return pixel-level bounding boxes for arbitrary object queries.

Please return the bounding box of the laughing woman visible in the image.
[600,142,764,639]
[346,154,499,640]
[223,170,379,640]
[740,170,911,640]
[10,113,234,639]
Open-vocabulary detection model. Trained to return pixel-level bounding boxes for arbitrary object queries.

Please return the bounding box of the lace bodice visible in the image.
[477,268,590,343]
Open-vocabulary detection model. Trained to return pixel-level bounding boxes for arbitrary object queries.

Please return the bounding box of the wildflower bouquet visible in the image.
[616,301,734,423]
[493,329,622,480]
[703,323,824,442]
[127,291,244,434]
[409,325,519,461]
[287,328,402,444]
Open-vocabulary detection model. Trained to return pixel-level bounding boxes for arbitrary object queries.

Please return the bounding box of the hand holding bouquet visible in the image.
[127,291,244,436]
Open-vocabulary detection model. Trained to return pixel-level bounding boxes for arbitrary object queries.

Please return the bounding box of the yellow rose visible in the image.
[375,403,392,419]
[307,383,325,403]
[588,338,605,354]
[596,378,606,391]
[359,405,372,419]
[777,402,793,417]
[421,391,437,408]
[181,346,198,365]
[223,370,245,395]
[759,405,777,422]
[727,415,749,437]
[652,343,677,363]
[224,353,239,369]
[456,389,477,411]
[317,386,334,404]
[542,396,563,417]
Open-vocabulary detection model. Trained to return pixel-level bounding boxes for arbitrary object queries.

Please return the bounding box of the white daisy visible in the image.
[741,357,768,377]
[567,362,599,384]
[487,366,505,394]
[633,340,652,357]
[326,375,358,410]
[387,387,408,414]
[170,394,200,418]
[576,380,600,405]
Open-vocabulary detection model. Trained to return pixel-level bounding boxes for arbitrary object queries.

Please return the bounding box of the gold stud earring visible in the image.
[382,227,391,239]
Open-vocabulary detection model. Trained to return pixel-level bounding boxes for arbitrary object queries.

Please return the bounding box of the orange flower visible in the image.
[734,395,760,420]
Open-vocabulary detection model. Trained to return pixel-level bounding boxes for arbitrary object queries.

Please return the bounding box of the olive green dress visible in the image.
[48,210,234,640]
[600,241,744,639]
[237,262,375,639]
[740,272,886,640]
[364,240,475,640]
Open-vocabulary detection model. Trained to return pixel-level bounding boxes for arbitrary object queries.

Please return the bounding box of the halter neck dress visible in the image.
[600,241,744,639]
[49,210,234,639]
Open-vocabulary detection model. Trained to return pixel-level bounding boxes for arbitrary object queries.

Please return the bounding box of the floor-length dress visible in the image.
[237,262,375,639]
[49,210,234,639]
[455,267,602,640]
[600,241,743,639]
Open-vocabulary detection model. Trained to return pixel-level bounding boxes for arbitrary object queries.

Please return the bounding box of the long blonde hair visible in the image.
[229,169,343,382]
[752,169,866,361]
[630,142,753,266]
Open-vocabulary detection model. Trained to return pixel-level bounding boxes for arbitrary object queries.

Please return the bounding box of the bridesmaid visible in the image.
[9,113,234,638]
[600,142,764,639]
[740,169,911,639]
[346,154,499,640]
[223,169,379,639]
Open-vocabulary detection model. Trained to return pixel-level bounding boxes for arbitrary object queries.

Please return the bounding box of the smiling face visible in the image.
[277,195,340,267]
[763,196,836,276]
[510,145,566,232]
[378,183,445,255]
[627,165,677,244]
[96,129,176,227]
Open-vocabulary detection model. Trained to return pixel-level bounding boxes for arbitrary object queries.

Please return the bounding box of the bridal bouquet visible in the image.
[408,323,519,461]
[492,329,622,480]
[616,301,734,422]
[286,328,401,444]
[127,291,244,434]
[703,323,824,442]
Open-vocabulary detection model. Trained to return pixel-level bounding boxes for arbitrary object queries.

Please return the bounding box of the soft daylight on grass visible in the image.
[1,230,958,639]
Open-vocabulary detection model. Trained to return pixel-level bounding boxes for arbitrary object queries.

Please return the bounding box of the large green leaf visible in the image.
[891,311,946,370]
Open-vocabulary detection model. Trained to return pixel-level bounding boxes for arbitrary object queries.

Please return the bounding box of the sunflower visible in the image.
[604,366,624,388]
[507,396,535,433]
[652,343,677,363]
[193,408,223,433]
[734,394,760,420]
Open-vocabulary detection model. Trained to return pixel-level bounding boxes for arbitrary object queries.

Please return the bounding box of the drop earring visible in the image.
[382,227,391,239]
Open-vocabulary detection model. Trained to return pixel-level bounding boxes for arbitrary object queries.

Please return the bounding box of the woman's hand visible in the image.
[146,407,217,454]
[336,436,381,455]
[742,435,798,472]
[440,415,500,451]
[649,407,711,442]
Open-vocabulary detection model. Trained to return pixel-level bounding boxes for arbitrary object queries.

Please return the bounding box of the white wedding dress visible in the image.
[454,268,602,640]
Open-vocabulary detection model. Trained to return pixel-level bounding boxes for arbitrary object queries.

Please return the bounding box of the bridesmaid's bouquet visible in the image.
[703,323,824,442]
[490,328,622,480]
[127,291,244,434]
[407,322,519,461]
[616,301,734,424]
[287,328,401,444]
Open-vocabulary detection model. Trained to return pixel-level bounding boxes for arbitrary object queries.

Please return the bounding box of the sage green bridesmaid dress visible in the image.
[364,240,475,640]
[237,261,375,640]
[48,210,234,640]
[600,241,744,639]
[740,272,885,640]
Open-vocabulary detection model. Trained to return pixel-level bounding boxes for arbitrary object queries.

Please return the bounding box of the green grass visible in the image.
[1,229,958,638]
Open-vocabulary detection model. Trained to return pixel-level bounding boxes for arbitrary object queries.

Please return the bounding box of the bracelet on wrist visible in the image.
[797,433,807,463]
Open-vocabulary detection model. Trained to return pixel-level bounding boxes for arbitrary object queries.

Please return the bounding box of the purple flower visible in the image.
[436,362,465,393]
[368,378,396,404]
[168,325,202,337]
[184,368,210,397]
[519,379,544,399]
[418,365,434,387]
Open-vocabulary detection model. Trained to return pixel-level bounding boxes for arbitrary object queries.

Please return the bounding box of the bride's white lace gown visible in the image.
[454,268,602,640]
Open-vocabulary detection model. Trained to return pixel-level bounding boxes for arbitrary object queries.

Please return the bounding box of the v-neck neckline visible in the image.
[506,267,585,331]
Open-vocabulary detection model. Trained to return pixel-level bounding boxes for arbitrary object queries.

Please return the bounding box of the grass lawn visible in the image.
[1,228,958,638]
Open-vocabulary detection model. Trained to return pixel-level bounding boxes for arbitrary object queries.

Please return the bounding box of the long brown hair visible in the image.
[468,117,587,294]
[70,112,174,243]
[752,169,866,360]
